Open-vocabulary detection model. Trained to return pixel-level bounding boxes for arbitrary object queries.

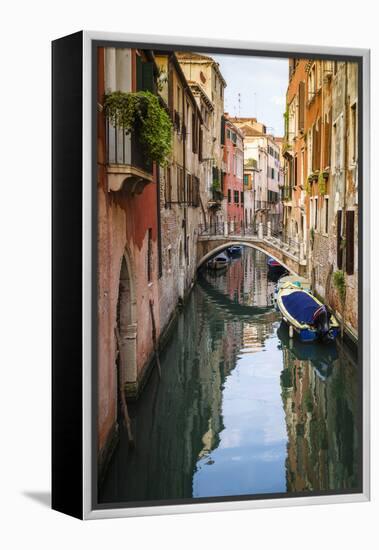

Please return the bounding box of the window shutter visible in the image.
[136,55,143,91]
[212,166,218,184]
[177,167,183,203]
[298,81,305,132]
[168,68,174,118]
[323,114,330,168]
[165,166,172,206]
[221,116,225,145]
[142,62,154,92]
[136,57,154,92]
[346,210,355,275]
[337,210,343,269]
[196,115,199,153]
[199,127,203,161]
[192,113,196,153]
[327,109,332,167]
[187,174,192,205]
[221,170,225,193]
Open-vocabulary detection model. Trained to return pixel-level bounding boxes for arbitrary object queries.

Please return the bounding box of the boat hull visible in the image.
[281,317,339,343]
[228,246,243,256]
[207,253,230,271]
[277,288,339,343]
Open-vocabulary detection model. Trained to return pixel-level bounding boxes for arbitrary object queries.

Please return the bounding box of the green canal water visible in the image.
[99,248,360,505]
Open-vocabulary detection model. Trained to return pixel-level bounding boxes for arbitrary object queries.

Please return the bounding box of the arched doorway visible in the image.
[116,253,137,397]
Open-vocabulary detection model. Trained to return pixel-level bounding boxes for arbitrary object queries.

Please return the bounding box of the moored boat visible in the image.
[277,287,339,342]
[227,245,243,256]
[273,275,311,309]
[207,252,230,271]
[267,257,287,279]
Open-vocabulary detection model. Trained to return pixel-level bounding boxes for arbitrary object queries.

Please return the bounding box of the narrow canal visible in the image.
[99,248,360,505]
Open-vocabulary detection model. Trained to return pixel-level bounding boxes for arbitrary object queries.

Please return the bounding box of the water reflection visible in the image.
[278,322,359,492]
[99,248,359,504]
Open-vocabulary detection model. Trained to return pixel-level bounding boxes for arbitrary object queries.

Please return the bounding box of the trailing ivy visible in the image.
[212,179,220,192]
[318,170,326,196]
[283,108,289,137]
[103,90,173,166]
[333,270,346,302]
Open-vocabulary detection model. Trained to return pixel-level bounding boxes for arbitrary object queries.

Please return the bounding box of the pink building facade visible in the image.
[223,118,244,229]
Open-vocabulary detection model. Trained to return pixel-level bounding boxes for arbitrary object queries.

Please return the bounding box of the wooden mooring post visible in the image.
[149,299,162,378]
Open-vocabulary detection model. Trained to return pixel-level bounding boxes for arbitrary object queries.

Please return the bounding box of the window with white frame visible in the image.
[308,63,316,101]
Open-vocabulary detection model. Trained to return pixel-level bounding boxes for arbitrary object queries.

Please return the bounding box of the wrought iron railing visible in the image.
[198,223,225,236]
[106,119,152,174]
[261,224,300,255]
[198,221,302,258]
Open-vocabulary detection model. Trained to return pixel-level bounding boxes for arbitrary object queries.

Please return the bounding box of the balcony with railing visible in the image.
[208,167,224,209]
[254,200,269,211]
[106,119,153,194]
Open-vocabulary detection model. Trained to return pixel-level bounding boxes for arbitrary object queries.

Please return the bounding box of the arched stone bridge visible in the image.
[197,223,307,276]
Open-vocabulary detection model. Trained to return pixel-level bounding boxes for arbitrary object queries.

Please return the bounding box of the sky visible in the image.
[212,54,289,138]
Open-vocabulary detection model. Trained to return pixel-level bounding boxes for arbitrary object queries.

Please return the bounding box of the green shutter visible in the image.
[337,210,343,269]
[136,56,154,92]
[221,116,225,145]
[346,211,355,275]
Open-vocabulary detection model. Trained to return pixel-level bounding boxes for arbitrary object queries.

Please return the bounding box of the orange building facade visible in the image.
[283,59,359,341]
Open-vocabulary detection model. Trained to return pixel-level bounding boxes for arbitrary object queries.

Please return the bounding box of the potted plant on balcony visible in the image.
[212,179,223,201]
[322,168,330,182]
[103,90,173,165]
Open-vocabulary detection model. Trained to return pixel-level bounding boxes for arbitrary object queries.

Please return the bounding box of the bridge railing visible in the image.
[260,224,301,256]
[198,221,304,260]
[199,221,259,237]
[198,222,225,236]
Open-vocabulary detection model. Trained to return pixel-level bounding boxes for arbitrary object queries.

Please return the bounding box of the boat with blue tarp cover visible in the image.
[277,286,339,342]
[273,275,311,309]
[227,245,243,256]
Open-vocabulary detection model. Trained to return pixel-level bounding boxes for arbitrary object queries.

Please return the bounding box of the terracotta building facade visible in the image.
[97,47,162,474]
[283,59,358,341]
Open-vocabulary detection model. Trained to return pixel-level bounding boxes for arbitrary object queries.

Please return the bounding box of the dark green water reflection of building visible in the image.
[99,249,360,505]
